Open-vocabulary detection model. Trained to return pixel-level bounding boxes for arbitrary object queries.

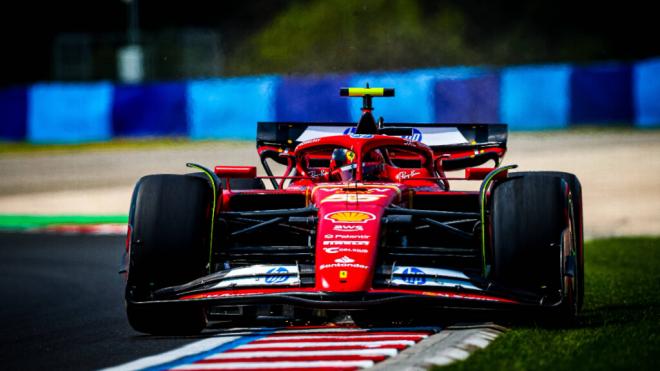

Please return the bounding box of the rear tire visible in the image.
[490,172,581,322]
[125,174,213,334]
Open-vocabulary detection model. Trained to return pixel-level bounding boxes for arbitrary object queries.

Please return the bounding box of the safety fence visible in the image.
[1,58,659,143]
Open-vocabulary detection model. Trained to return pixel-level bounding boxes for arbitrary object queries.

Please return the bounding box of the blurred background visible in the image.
[1,0,659,143]
[0,0,659,237]
[1,0,659,83]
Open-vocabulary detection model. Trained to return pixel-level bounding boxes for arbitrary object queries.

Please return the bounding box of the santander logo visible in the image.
[334,256,355,264]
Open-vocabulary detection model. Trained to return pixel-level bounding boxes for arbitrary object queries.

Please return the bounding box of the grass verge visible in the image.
[0,215,128,230]
[437,237,660,370]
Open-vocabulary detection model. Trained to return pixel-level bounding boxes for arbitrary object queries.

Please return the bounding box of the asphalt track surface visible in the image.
[0,232,198,370]
[3,131,660,237]
[2,232,499,371]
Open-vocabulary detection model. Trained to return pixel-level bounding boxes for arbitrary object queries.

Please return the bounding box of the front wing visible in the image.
[128,271,561,312]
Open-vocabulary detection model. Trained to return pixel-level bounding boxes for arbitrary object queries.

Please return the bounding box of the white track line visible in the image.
[236,340,416,349]
[369,324,506,370]
[99,335,243,371]
[425,330,501,366]
[254,334,427,341]
[206,348,400,359]
[101,327,437,370]
[171,360,375,370]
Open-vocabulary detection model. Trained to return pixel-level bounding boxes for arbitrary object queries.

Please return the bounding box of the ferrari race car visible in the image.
[122,87,584,334]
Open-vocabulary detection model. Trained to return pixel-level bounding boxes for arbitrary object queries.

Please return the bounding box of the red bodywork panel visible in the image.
[215,165,257,178]
[170,132,518,307]
[312,184,407,292]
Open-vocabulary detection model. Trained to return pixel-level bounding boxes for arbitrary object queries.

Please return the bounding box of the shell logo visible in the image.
[324,211,376,224]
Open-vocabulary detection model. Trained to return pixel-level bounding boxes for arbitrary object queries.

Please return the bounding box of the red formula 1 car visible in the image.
[122,87,584,334]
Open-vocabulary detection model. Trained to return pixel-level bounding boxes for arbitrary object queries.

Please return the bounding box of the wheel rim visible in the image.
[561,196,579,317]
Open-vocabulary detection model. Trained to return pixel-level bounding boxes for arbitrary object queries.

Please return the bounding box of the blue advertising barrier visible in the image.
[570,63,633,125]
[634,58,660,127]
[348,70,438,123]
[1,58,658,144]
[434,73,500,123]
[187,76,278,140]
[500,64,571,130]
[0,86,27,140]
[27,82,113,143]
[275,74,351,122]
[347,67,487,124]
[112,82,188,137]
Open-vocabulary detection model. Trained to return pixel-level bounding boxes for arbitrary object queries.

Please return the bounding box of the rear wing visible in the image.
[257,122,507,171]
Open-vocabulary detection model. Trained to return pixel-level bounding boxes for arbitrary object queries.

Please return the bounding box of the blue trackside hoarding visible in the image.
[1,58,659,143]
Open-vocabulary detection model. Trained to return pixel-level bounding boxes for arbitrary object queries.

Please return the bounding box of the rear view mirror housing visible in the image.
[214,166,257,179]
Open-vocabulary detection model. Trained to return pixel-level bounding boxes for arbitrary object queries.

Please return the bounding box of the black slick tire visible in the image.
[514,171,584,311]
[125,174,213,335]
[490,172,582,322]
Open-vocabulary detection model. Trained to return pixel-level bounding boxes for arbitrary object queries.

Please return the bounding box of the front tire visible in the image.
[125,174,213,334]
[515,171,584,311]
[490,172,582,322]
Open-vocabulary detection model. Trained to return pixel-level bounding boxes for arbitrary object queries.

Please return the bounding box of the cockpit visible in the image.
[295,138,438,185]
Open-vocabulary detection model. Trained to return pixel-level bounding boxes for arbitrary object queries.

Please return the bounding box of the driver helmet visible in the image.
[363,149,385,180]
[365,149,384,164]
[330,148,356,170]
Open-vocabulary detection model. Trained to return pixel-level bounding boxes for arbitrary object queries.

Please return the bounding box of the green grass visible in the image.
[437,237,660,370]
[0,214,128,230]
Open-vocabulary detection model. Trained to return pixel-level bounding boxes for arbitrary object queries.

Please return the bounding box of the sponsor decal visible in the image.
[316,187,393,194]
[339,270,348,279]
[265,266,290,284]
[308,169,329,178]
[302,138,320,145]
[323,240,369,246]
[349,134,374,139]
[320,193,386,203]
[320,263,369,270]
[401,267,427,285]
[325,234,370,239]
[402,128,423,142]
[334,255,355,263]
[296,126,353,142]
[333,225,364,232]
[362,188,398,193]
[342,127,357,135]
[323,247,369,254]
[396,169,421,180]
[324,211,376,223]
[392,266,469,279]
